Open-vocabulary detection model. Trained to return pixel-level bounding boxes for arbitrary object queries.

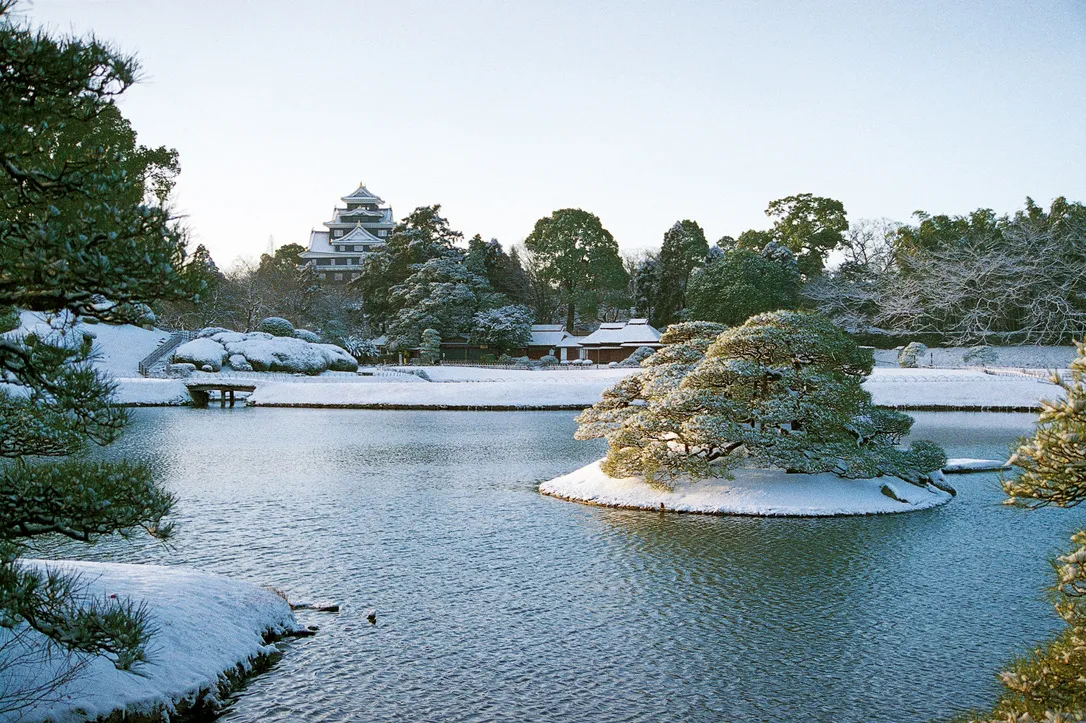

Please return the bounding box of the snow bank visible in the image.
[539,460,953,517]
[248,378,622,409]
[112,379,190,406]
[872,345,1078,369]
[11,311,170,378]
[0,560,299,723]
[864,368,1062,410]
[943,457,1011,473]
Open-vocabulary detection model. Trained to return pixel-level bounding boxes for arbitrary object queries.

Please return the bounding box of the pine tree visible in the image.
[0,0,191,691]
[959,342,1086,721]
[577,312,944,486]
[419,328,442,365]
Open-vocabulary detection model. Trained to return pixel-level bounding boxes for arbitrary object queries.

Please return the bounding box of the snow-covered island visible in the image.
[0,561,302,723]
[542,315,966,518]
[540,460,953,516]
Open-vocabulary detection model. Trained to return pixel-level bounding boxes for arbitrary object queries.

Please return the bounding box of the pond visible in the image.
[41,409,1086,722]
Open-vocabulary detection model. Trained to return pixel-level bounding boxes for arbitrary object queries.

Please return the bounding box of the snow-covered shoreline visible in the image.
[539,460,955,517]
[106,366,1064,411]
[0,561,301,723]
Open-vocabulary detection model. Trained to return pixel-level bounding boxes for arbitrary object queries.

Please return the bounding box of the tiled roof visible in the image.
[577,319,662,348]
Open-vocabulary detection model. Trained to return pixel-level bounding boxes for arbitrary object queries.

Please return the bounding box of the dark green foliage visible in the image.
[654,220,709,328]
[577,312,943,486]
[466,235,531,306]
[950,343,1086,721]
[419,328,441,365]
[352,205,462,327]
[469,305,533,355]
[685,248,800,326]
[257,316,295,337]
[0,3,187,684]
[763,194,848,277]
[523,208,628,332]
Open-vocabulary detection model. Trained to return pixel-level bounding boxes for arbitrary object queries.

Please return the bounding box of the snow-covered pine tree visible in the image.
[0,1,193,697]
[961,342,1086,720]
[419,328,442,365]
[580,312,944,486]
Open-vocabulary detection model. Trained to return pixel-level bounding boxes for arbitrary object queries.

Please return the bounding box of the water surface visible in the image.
[44,409,1085,722]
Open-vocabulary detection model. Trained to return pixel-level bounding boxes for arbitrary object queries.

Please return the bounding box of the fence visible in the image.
[137,330,196,377]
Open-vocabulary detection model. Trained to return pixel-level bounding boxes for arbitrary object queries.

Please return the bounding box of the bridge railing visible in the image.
[138,330,196,377]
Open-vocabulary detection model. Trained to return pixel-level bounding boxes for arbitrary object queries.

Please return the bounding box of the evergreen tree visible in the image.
[419,328,442,365]
[757,194,848,278]
[685,247,801,326]
[654,220,709,328]
[385,254,502,350]
[577,312,944,486]
[469,305,534,355]
[466,235,531,305]
[632,253,661,322]
[960,342,1086,720]
[351,205,462,328]
[0,1,190,692]
[523,209,628,332]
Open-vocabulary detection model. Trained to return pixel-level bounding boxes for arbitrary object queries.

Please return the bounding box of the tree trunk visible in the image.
[566,301,575,334]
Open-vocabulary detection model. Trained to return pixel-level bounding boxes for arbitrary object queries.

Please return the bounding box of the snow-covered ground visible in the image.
[864,368,1062,409]
[247,377,629,409]
[872,345,1077,369]
[539,460,953,517]
[0,561,298,723]
[12,311,170,378]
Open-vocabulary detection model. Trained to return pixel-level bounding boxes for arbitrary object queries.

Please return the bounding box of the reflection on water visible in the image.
[37,409,1086,722]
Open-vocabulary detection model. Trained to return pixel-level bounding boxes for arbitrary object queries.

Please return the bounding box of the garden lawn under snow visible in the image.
[240,367,1063,410]
[11,311,170,378]
[0,561,298,723]
[540,460,953,516]
[863,368,1063,409]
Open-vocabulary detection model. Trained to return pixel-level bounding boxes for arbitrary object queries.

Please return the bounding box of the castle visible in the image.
[298,182,394,282]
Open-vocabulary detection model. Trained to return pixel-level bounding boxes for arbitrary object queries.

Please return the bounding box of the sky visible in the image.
[18,0,1086,266]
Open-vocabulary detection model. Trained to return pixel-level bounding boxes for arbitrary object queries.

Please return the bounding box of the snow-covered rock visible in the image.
[172,338,228,372]
[227,353,254,372]
[539,459,953,516]
[0,560,300,723]
[316,343,359,372]
[224,335,328,374]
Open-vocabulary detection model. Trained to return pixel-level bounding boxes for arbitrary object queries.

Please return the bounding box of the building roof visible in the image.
[529,324,575,348]
[337,225,384,244]
[577,318,662,348]
[341,183,384,204]
[301,229,332,255]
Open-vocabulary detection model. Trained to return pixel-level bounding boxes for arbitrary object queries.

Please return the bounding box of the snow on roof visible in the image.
[337,225,384,244]
[305,229,331,253]
[578,319,662,348]
[529,324,573,347]
[341,183,384,204]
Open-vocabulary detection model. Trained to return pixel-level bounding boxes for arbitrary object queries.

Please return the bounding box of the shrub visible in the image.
[227,354,253,372]
[257,317,295,337]
[479,353,498,363]
[539,355,559,366]
[172,338,227,371]
[898,342,928,368]
[963,345,999,367]
[419,328,441,365]
[616,345,656,368]
[293,328,322,343]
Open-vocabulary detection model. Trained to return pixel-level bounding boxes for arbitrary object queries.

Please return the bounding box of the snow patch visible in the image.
[0,560,298,723]
[539,460,953,517]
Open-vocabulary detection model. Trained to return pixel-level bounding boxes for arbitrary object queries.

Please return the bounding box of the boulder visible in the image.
[172,338,227,371]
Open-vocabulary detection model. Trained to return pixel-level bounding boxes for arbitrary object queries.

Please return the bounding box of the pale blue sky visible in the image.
[21,0,1086,265]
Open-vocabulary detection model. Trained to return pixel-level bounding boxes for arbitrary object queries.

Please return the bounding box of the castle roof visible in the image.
[341,183,384,204]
